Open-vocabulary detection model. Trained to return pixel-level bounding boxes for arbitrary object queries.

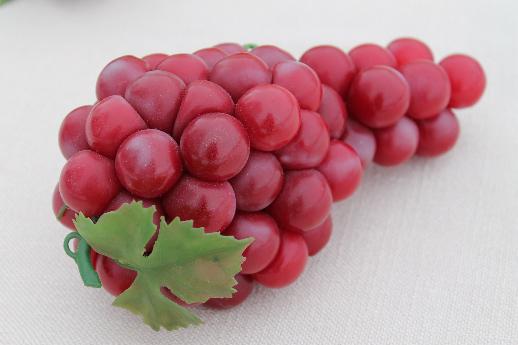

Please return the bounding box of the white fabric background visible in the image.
[0,0,517,344]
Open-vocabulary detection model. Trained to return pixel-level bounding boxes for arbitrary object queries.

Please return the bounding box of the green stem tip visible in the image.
[64,232,102,288]
[243,43,258,50]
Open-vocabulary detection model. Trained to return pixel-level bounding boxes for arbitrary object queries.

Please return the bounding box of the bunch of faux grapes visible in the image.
[53,39,485,309]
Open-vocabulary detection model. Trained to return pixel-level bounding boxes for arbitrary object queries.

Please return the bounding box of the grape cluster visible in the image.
[53,39,485,310]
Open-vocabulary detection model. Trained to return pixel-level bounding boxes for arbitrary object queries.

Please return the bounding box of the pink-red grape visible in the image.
[180,113,250,181]
[317,84,347,139]
[230,151,284,212]
[96,55,147,100]
[300,45,356,97]
[213,43,245,54]
[85,95,147,158]
[250,45,295,68]
[224,212,281,274]
[272,61,322,111]
[142,53,168,71]
[124,71,185,132]
[235,84,300,151]
[59,150,120,216]
[210,53,272,101]
[373,117,419,166]
[115,129,182,198]
[275,110,330,169]
[162,176,236,233]
[58,105,92,159]
[95,254,136,296]
[348,66,410,128]
[157,53,209,84]
[301,216,332,256]
[342,119,377,167]
[400,60,451,120]
[416,109,460,157]
[254,231,308,288]
[318,141,363,201]
[268,169,332,231]
[387,38,433,66]
[194,47,228,70]
[349,43,397,71]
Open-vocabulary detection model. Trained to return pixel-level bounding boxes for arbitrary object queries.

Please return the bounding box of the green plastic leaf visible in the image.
[74,201,252,331]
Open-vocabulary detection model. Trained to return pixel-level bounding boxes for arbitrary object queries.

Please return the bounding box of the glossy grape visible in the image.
[142,53,168,70]
[194,47,228,70]
[387,38,434,66]
[58,105,92,159]
[440,54,486,108]
[115,129,182,198]
[172,80,234,140]
[301,216,332,256]
[342,119,377,167]
[95,254,137,296]
[254,231,308,288]
[124,71,185,132]
[96,55,147,100]
[275,110,330,169]
[162,176,236,233]
[52,184,77,230]
[348,66,410,128]
[157,53,209,84]
[318,141,363,201]
[416,109,460,157]
[268,169,332,231]
[213,42,245,54]
[224,212,281,274]
[349,43,397,71]
[210,53,272,101]
[300,45,356,97]
[272,61,322,111]
[235,84,300,151]
[317,84,347,139]
[400,60,451,120]
[86,95,147,158]
[59,150,120,216]
[373,117,419,166]
[230,151,284,212]
[205,274,254,309]
[250,45,295,68]
[180,113,250,181]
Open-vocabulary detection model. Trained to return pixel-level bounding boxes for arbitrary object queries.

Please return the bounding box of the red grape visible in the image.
[301,216,332,256]
[115,129,182,198]
[172,80,234,140]
[254,231,308,288]
[235,84,300,151]
[58,105,92,159]
[157,53,209,84]
[250,45,295,68]
[210,52,272,101]
[300,45,356,97]
[124,71,185,132]
[416,109,460,157]
[268,169,332,231]
[318,141,363,201]
[342,119,377,167]
[205,274,254,309]
[162,176,236,233]
[317,84,347,139]
[95,254,137,296]
[230,151,284,212]
[400,60,451,120]
[105,191,164,227]
[180,113,250,181]
[275,109,330,169]
[142,53,168,70]
[439,54,486,108]
[224,212,281,274]
[272,61,322,111]
[52,184,77,230]
[85,95,147,158]
[213,42,245,54]
[194,47,228,70]
[348,66,410,128]
[349,43,397,71]
[373,117,419,166]
[387,38,434,66]
[96,55,147,100]
[59,150,120,216]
